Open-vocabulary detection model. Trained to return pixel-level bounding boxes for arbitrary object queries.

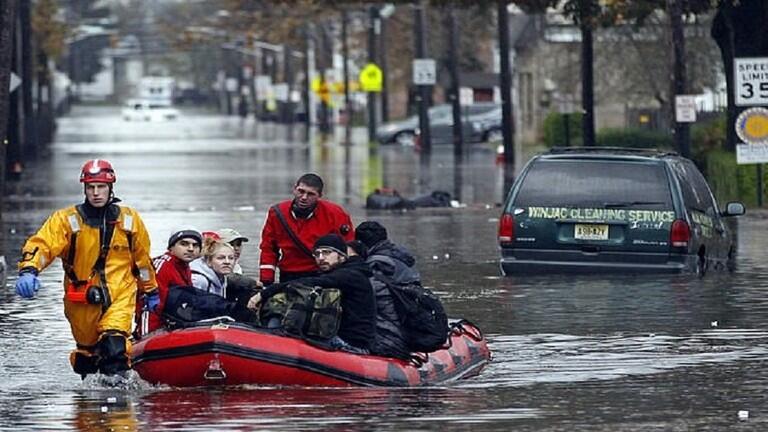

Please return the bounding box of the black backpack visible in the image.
[385,280,449,353]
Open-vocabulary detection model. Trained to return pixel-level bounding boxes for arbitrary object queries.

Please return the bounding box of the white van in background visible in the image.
[122,99,180,121]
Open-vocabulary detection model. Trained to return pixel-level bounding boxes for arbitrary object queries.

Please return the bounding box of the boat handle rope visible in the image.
[450,319,484,342]
[409,352,429,367]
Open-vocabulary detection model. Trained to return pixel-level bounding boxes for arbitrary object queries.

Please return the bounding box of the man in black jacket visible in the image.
[248,234,376,353]
[355,221,420,285]
[355,221,421,359]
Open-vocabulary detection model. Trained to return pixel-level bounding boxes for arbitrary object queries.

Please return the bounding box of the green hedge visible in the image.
[691,114,726,170]
[706,150,767,208]
[595,128,674,149]
[542,111,583,147]
[543,111,675,150]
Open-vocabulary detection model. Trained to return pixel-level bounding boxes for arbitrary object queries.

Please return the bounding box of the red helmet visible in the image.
[79,159,116,184]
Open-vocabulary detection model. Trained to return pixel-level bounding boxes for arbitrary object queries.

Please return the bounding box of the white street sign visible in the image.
[736,143,768,164]
[273,83,289,102]
[735,57,768,106]
[225,77,238,92]
[459,87,474,105]
[413,58,436,85]
[9,72,21,93]
[675,95,697,123]
[735,107,768,164]
[254,75,272,97]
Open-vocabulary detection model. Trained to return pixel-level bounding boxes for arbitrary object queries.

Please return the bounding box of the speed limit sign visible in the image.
[735,57,768,106]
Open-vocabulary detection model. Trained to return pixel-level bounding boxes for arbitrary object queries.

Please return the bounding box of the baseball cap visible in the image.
[217,228,249,244]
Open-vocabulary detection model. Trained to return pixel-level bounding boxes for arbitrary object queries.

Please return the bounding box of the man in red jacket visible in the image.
[259,173,354,285]
[135,227,202,336]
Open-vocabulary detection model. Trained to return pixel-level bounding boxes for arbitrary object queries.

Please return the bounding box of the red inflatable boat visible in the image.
[131,319,490,387]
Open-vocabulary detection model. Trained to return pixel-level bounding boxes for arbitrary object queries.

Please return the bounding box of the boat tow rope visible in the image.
[450,319,484,342]
[406,319,485,367]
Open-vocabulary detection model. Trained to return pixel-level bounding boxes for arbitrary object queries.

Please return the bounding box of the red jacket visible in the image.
[259,199,354,283]
[135,251,193,335]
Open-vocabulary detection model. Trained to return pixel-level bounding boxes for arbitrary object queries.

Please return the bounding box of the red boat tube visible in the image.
[131,319,491,387]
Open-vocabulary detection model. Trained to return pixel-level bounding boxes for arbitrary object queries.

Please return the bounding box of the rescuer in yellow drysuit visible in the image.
[15,159,159,379]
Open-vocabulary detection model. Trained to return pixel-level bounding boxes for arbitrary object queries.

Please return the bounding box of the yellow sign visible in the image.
[359,63,383,92]
[317,82,331,104]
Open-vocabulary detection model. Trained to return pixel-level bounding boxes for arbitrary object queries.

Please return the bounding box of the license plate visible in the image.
[574,224,609,240]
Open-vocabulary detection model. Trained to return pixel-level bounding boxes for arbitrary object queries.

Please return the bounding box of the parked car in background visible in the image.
[498,147,745,275]
[122,99,180,121]
[430,106,503,145]
[376,103,499,146]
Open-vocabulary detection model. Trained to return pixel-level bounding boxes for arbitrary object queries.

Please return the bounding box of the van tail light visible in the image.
[498,213,515,244]
[670,219,690,248]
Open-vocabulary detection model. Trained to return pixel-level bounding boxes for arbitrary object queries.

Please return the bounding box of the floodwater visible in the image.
[1,106,768,431]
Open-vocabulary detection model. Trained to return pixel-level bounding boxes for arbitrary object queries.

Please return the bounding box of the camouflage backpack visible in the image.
[259,283,342,340]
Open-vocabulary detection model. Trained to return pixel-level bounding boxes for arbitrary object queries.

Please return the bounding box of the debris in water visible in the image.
[711,321,718,328]
[101,406,108,413]
[432,255,439,260]
[738,410,749,420]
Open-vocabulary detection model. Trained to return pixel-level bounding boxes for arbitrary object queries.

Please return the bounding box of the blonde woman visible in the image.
[190,237,235,298]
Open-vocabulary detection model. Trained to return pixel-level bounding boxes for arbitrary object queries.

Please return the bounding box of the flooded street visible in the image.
[2,107,768,431]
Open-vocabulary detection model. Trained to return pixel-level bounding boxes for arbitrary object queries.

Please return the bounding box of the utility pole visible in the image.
[414,2,431,157]
[580,1,596,146]
[1,0,19,196]
[367,6,379,143]
[318,23,332,135]
[380,16,389,123]
[302,24,312,142]
[497,0,515,194]
[19,0,34,158]
[447,7,464,159]
[342,9,352,144]
[8,1,23,180]
[668,0,690,158]
[284,46,295,132]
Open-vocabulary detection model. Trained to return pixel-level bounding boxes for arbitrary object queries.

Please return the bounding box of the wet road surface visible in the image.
[1,106,767,431]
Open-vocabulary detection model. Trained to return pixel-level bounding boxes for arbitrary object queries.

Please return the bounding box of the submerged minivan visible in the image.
[498,147,745,275]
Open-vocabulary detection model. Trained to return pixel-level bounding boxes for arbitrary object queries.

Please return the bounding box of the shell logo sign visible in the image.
[735,107,768,164]
[736,107,768,145]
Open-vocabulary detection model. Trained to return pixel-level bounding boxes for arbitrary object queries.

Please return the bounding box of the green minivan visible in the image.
[498,148,745,275]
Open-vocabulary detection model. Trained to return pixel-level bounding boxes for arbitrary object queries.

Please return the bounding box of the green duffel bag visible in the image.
[260,283,342,340]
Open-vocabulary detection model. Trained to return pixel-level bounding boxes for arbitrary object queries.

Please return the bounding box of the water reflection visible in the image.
[135,387,539,430]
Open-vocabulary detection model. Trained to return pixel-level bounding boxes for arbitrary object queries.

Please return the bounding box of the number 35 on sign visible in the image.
[735,57,768,106]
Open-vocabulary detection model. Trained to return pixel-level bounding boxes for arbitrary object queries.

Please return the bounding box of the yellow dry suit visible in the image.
[18,201,157,376]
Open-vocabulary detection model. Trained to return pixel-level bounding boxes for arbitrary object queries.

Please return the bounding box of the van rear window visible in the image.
[513,159,673,208]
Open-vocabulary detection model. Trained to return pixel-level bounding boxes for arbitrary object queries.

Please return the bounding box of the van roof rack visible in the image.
[546,147,679,157]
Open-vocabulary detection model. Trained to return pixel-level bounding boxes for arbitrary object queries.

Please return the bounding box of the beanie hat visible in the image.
[347,240,368,259]
[168,227,203,249]
[355,221,388,248]
[313,234,348,257]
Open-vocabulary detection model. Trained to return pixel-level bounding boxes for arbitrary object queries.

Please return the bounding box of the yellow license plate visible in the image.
[574,224,609,240]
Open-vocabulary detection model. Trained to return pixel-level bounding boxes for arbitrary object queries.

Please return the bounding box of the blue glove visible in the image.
[145,291,160,312]
[16,273,41,298]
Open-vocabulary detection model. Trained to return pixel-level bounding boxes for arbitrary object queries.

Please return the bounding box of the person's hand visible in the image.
[15,273,41,298]
[247,293,262,311]
[145,291,160,312]
[256,280,264,289]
